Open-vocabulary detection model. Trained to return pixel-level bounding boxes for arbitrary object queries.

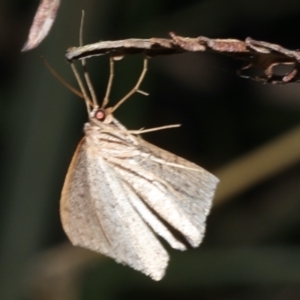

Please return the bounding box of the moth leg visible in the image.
[111,57,149,113]
[102,57,114,108]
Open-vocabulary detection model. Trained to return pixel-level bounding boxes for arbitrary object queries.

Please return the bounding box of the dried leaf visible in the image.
[66,32,300,84]
[22,0,60,51]
[65,38,183,61]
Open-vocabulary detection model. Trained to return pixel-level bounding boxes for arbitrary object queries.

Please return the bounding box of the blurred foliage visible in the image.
[2,0,300,299]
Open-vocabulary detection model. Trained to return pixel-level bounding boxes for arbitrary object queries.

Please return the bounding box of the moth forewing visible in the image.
[103,131,218,247]
[60,138,111,254]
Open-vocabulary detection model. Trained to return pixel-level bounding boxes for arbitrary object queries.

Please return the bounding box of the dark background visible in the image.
[2,0,300,299]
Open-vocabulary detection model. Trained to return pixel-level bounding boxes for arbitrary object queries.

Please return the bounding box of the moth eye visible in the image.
[95,109,106,121]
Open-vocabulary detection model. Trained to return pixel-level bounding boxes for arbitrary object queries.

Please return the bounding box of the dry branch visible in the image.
[66,32,300,84]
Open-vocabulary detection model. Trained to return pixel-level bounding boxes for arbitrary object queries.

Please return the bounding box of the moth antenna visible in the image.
[42,56,84,99]
[111,57,149,113]
[79,10,98,108]
[102,56,114,109]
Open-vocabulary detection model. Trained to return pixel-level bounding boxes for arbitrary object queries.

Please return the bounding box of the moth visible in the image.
[60,57,219,281]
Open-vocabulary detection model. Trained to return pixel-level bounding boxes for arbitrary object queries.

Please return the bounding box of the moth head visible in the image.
[90,107,114,125]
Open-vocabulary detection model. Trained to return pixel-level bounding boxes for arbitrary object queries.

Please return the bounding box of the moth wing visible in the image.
[61,138,111,253]
[61,138,169,280]
[110,138,219,248]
